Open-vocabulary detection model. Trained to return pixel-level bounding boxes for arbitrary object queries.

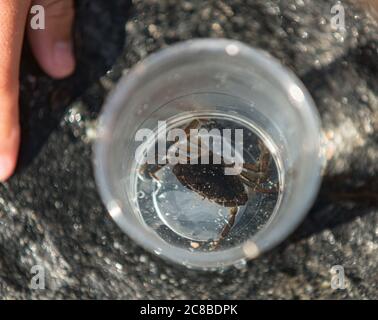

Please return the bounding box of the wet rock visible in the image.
[0,0,377,299]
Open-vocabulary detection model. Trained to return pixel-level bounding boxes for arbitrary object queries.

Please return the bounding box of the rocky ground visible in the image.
[0,0,377,299]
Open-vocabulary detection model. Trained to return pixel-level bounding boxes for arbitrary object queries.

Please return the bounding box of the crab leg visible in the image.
[145,164,164,181]
[213,207,238,249]
[183,119,204,136]
[185,119,215,164]
[257,140,271,180]
[239,172,277,194]
[223,141,270,175]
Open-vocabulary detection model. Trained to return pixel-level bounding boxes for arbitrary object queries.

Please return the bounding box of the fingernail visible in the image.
[53,41,75,72]
[0,154,14,182]
[0,129,19,182]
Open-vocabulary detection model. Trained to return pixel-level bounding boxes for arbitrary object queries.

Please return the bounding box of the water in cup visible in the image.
[132,111,282,252]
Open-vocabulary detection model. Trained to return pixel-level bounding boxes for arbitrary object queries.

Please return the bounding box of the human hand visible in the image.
[0,0,75,181]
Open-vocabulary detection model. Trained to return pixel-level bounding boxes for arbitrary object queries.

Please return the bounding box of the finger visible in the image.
[28,0,75,79]
[0,0,31,181]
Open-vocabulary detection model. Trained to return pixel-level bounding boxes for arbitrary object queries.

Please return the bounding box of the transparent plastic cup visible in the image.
[93,39,323,269]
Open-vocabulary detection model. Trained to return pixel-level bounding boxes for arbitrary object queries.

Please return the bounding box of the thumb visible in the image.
[27,0,75,79]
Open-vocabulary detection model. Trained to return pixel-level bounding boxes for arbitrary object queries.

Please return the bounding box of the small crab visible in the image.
[139,119,277,248]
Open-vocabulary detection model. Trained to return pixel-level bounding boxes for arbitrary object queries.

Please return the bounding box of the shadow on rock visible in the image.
[18,0,132,170]
[288,42,378,242]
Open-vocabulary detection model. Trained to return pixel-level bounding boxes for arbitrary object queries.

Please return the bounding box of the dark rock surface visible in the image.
[0,0,377,299]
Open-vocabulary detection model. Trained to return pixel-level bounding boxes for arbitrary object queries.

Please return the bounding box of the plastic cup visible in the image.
[93,39,323,269]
